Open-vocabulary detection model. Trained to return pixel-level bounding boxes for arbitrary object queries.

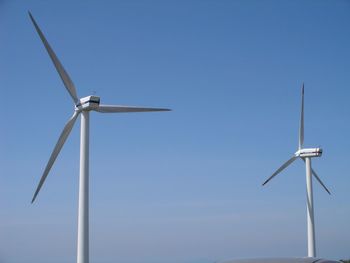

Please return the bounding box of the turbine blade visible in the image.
[95,104,171,113]
[311,168,331,195]
[31,112,79,203]
[28,12,79,105]
[262,156,297,186]
[302,159,331,195]
[299,83,304,150]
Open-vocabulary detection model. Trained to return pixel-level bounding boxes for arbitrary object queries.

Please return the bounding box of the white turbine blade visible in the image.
[28,12,79,105]
[311,168,331,195]
[95,104,171,113]
[32,111,79,203]
[299,83,304,150]
[262,156,297,186]
[302,159,331,195]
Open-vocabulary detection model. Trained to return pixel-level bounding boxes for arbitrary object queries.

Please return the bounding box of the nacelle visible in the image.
[76,95,100,111]
[296,148,322,158]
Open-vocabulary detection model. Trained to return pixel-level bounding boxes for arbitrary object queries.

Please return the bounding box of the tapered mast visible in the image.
[78,111,90,263]
[305,157,316,257]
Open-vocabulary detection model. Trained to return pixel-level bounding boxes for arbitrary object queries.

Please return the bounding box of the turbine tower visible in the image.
[262,84,330,258]
[29,12,170,263]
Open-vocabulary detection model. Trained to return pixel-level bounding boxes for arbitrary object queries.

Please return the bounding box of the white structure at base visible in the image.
[220,257,341,263]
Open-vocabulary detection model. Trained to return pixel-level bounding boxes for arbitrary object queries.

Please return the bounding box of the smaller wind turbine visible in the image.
[262,84,330,258]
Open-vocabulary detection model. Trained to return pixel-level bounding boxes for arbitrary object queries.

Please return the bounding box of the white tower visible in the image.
[262,84,330,258]
[29,12,170,263]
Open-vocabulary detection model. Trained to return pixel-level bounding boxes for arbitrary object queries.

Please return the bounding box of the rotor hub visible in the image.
[76,95,100,111]
[295,148,322,158]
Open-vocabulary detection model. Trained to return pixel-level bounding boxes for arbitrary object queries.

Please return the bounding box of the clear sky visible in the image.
[0,1,349,263]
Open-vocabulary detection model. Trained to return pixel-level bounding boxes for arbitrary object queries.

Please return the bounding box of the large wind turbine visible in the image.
[29,12,170,263]
[262,84,330,258]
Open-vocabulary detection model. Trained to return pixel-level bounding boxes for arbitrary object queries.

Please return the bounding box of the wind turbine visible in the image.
[29,12,170,263]
[262,84,330,258]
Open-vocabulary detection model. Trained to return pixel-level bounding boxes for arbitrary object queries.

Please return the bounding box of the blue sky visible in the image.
[0,1,349,263]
